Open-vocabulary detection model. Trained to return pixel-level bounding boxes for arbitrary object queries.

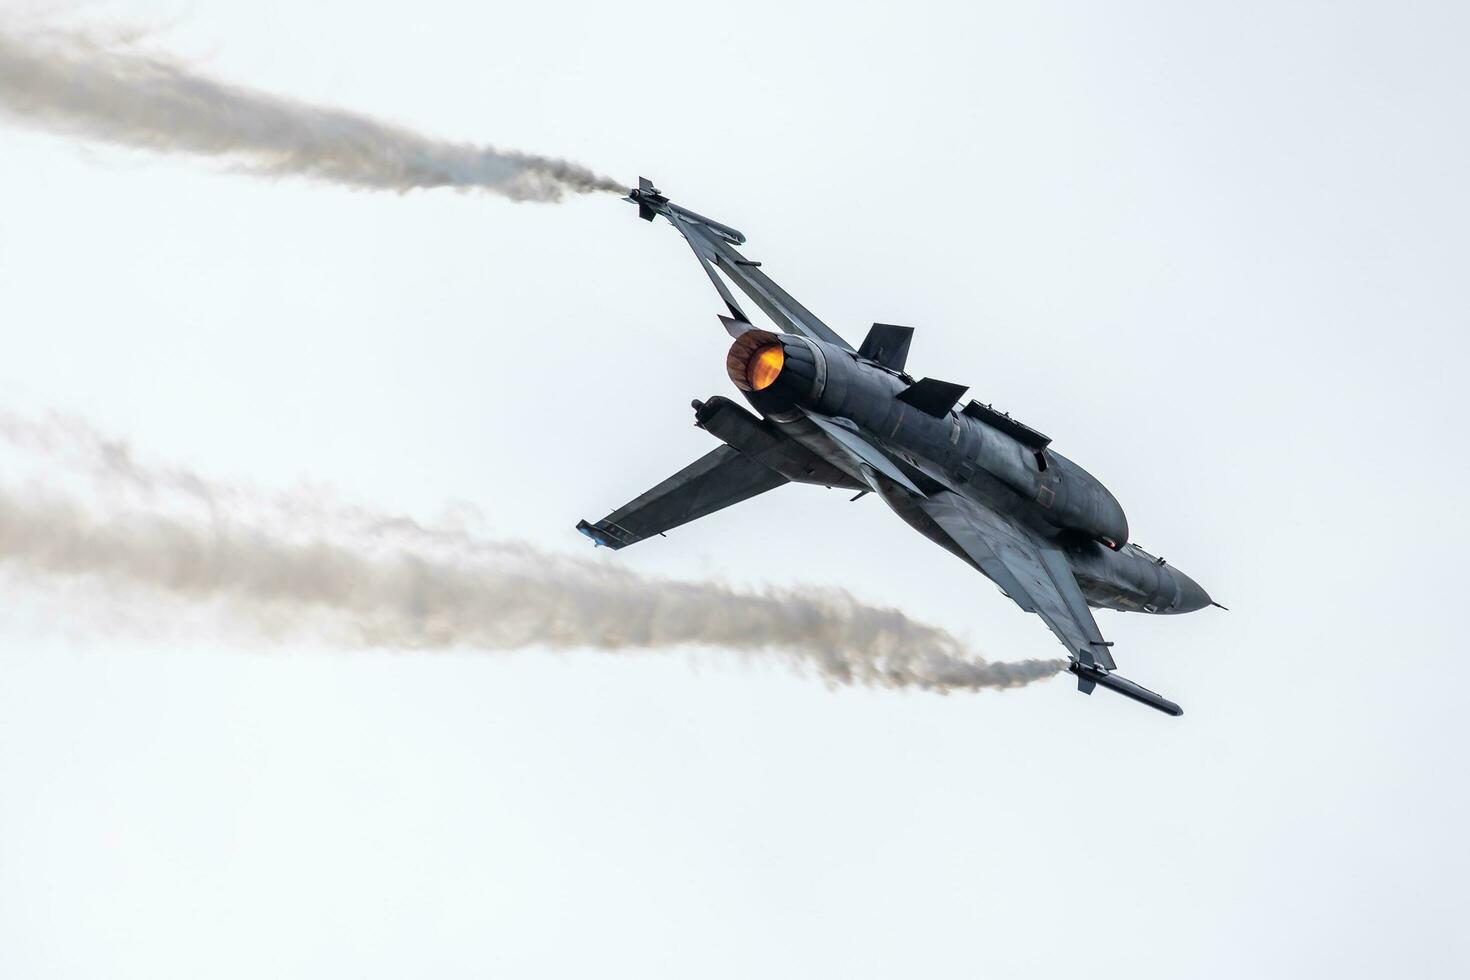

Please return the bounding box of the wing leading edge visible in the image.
[916,491,1182,716]
[629,179,855,351]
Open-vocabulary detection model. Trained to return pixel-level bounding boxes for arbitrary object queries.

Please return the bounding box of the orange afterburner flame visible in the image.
[748,344,785,391]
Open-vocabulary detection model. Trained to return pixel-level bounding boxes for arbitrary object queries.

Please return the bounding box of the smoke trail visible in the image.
[0,411,1064,693]
[0,24,624,201]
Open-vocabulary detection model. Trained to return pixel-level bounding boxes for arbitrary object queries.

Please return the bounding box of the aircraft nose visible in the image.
[1167,568,1213,614]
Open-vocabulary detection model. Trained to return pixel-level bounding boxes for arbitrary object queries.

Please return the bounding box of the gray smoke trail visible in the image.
[0,412,1064,693]
[0,25,624,201]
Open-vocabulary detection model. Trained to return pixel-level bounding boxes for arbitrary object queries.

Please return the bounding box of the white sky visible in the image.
[1,1,1466,977]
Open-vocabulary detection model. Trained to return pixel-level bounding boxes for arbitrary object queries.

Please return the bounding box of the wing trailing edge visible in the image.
[578,445,787,550]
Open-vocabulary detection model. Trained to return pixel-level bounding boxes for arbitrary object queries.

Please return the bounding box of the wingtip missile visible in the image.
[624,177,747,244]
[1070,656,1183,716]
[626,176,667,221]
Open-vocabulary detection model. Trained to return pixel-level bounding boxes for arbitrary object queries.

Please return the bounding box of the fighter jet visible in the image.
[579,179,1219,715]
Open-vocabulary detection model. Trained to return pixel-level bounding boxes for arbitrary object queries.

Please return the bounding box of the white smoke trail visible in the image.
[0,24,624,201]
[0,411,1064,693]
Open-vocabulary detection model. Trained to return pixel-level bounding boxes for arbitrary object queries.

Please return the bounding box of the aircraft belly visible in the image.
[774,417,870,488]
[868,477,980,568]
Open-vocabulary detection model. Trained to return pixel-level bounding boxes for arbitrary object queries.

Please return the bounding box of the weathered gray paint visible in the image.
[579,181,1218,716]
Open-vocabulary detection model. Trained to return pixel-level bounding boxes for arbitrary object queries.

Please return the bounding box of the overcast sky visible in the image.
[1,1,1467,977]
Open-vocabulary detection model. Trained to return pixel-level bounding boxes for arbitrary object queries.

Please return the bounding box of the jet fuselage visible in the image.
[722,329,1210,616]
[582,178,1216,715]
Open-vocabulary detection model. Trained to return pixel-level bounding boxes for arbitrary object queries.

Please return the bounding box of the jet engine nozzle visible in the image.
[725,331,823,415]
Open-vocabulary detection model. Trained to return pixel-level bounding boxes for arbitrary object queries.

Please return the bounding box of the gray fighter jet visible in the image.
[579,179,1219,715]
